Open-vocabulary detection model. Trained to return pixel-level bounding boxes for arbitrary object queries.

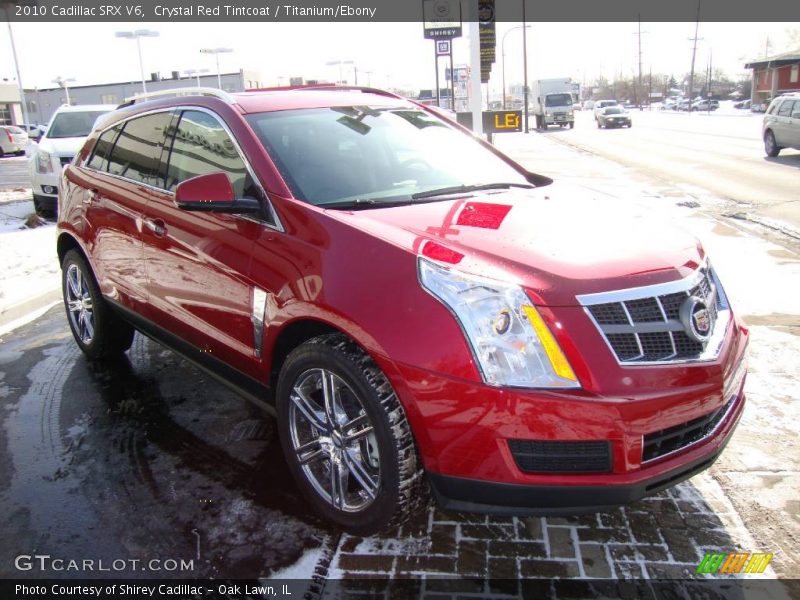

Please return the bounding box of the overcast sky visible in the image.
[1,22,796,93]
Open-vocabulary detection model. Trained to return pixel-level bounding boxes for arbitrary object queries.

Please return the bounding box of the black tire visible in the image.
[33,197,55,219]
[61,249,135,359]
[764,130,780,157]
[597,120,603,128]
[276,333,427,536]
[568,122,574,129]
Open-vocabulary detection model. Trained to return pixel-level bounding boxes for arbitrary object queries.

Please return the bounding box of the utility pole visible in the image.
[634,15,645,110]
[522,0,529,132]
[687,0,702,115]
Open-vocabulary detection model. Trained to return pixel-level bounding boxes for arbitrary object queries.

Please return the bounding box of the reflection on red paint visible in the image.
[421,241,464,264]
[456,202,512,230]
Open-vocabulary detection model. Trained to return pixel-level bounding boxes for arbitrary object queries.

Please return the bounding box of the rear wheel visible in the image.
[764,130,780,157]
[276,334,427,535]
[568,122,575,129]
[61,249,135,359]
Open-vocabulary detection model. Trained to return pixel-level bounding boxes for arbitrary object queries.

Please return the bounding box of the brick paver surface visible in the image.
[323,475,770,594]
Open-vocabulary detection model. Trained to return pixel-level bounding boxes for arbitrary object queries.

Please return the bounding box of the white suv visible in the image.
[30,104,116,216]
[763,93,800,157]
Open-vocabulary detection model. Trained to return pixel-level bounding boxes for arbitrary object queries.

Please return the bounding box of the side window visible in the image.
[107,112,173,188]
[165,110,253,198]
[86,126,121,171]
[777,100,792,117]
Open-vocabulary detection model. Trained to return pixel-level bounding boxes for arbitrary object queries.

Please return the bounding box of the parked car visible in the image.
[691,99,719,111]
[677,99,693,111]
[20,123,47,141]
[0,125,28,156]
[30,104,116,216]
[592,99,618,119]
[57,87,748,535]
[596,106,632,128]
[733,99,751,110]
[762,93,800,157]
[661,98,678,110]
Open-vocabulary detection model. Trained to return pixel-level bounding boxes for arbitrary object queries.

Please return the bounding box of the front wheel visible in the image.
[276,334,427,535]
[568,122,575,129]
[62,249,134,359]
[764,130,780,157]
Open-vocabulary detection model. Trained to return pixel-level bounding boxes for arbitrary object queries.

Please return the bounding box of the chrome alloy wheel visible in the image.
[288,368,380,512]
[65,263,94,345]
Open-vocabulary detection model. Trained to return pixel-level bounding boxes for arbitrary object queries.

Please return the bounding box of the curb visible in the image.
[0,287,61,330]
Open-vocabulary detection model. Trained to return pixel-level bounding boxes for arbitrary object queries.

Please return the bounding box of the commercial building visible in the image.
[24,69,263,125]
[0,82,23,125]
[745,49,800,108]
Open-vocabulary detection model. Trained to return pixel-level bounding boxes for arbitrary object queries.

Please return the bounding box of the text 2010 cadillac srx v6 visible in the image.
[57,86,748,535]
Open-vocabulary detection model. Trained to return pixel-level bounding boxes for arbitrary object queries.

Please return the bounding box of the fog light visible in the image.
[42,185,57,194]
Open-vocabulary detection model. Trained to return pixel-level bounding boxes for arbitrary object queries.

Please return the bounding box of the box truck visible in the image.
[531,78,575,129]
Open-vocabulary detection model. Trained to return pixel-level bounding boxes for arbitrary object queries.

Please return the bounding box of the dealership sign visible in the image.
[422,0,462,39]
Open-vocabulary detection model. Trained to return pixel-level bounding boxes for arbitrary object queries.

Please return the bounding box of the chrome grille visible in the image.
[579,264,730,364]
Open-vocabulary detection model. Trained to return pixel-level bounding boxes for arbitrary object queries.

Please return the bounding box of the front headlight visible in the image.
[36,150,53,174]
[418,258,579,389]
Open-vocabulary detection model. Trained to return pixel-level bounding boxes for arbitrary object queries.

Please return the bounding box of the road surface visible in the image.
[541,108,800,234]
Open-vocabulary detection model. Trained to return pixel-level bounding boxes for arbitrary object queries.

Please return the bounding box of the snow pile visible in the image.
[0,197,60,317]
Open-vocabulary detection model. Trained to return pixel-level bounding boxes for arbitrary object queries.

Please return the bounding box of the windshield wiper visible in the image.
[411,182,534,200]
[318,197,423,210]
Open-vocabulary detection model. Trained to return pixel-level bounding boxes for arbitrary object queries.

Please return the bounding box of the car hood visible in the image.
[331,184,704,306]
[37,136,86,156]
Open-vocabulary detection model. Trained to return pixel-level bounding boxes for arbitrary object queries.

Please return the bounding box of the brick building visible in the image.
[745,49,800,108]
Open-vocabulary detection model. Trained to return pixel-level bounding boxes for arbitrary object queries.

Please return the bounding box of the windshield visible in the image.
[47,111,110,139]
[603,107,624,115]
[245,106,530,206]
[545,94,573,107]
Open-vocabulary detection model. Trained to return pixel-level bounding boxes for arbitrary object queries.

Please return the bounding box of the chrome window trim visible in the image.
[578,261,731,367]
[82,105,284,233]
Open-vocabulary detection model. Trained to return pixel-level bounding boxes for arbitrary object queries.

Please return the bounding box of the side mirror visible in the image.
[175,172,260,214]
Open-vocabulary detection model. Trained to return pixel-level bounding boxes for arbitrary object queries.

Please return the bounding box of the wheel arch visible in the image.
[57,231,88,266]
[265,315,435,470]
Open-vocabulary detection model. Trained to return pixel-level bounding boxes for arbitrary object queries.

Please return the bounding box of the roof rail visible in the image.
[244,84,405,101]
[302,85,406,100]
[118,87,236,109]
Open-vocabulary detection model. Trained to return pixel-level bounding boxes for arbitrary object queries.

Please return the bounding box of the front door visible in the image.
[142,108,265,379]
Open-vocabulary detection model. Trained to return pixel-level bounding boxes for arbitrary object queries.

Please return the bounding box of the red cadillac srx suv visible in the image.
[57,87,748,535]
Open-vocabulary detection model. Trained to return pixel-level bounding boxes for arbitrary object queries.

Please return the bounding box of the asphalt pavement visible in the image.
[0,154,33,190]
[543,109,800,236]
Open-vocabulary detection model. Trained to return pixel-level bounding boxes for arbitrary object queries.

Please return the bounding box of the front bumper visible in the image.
[386,311,748,514]
[428,390,743,515]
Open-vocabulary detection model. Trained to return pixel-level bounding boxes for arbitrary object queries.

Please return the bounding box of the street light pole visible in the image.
[200,48,234,89]
[4,17,30,126]
[501,25,530,110]
[115,30,160,94]
[52,77,76,105]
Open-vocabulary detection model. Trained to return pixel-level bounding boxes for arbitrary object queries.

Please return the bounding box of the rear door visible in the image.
[771,99,794,147]
[80,111,174,311]
[142,108,265,378]
[784,100,800,148]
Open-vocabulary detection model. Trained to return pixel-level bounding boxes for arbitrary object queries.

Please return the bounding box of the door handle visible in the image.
[144,218,167,237]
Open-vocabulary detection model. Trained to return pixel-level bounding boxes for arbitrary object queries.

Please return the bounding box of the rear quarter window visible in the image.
[86,126,122,171]
[107,112,173,188]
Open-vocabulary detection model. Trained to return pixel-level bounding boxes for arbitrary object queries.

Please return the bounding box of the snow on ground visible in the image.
[0,194,60,323]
